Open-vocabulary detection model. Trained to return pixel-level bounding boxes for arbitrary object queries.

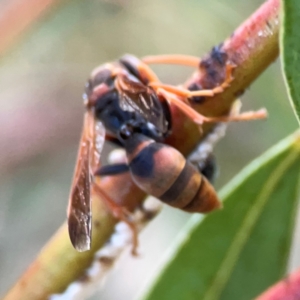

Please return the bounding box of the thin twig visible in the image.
[50,197,162,300]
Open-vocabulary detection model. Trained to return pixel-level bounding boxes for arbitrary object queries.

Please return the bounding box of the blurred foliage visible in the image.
[0,0,298,299]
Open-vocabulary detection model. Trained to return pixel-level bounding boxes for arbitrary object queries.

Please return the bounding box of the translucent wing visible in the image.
[67,111,105,252]
[116,74,169,134]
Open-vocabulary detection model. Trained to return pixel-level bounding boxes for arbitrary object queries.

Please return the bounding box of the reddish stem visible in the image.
[256,268,300,300]
[0,0,63,57]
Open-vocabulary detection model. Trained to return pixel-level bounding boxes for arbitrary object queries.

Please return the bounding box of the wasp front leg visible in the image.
[148,63,235,100]
[142,54,234,98]
[142,57,267,124]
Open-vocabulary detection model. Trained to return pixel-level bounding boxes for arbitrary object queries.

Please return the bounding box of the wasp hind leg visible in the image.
[105,133,124,147]
[95,164,129,176]
[188,122,228,183]
[156,87,267,125]
[93,164,139,256]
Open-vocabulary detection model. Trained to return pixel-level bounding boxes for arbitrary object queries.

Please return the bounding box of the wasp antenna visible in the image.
[142,54,200,68]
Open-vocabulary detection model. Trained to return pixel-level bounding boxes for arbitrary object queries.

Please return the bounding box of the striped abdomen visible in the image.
[124,134,221,213]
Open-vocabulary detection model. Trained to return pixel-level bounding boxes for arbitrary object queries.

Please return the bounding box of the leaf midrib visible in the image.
[202,144,300,300]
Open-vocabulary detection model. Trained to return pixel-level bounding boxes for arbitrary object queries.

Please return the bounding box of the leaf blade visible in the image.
[280,0,300,124]
[140,132,300,300]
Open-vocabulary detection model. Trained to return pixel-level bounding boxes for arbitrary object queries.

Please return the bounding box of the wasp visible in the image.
[67,54,267,252]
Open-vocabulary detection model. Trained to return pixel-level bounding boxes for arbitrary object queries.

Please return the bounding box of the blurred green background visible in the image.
[0,0,299,299]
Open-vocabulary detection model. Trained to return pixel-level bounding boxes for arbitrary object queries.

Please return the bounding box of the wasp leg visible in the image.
[188,121,230,183]
[105,134,123,147]
[142,54,200,68]
[148,83,191,102]
[92,181,139,256]
[156,88,206,124]
[156,88,267,125]
[150,63,235,99]
[93,164,138,255]
[95,164,129,176]
[195,154,218,183]
[188,100,250,182]
[187,63,235,97]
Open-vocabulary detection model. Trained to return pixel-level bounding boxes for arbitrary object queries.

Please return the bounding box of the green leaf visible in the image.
[140,132,300,300]
[281,0,300,124]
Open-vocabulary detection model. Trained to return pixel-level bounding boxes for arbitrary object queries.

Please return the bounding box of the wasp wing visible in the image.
[67,111,105,252]
[117,74,169,134]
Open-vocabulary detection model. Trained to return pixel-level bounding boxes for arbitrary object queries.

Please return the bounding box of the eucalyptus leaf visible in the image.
[281,0,300,124]
[140,132,300,300]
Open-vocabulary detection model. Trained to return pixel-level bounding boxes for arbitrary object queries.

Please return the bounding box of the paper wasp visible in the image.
[67,53,267,252]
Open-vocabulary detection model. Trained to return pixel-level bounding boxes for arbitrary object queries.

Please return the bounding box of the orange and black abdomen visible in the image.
[124,133,221,213]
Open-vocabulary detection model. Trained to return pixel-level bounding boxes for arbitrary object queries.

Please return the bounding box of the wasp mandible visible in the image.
[67,54,267,252]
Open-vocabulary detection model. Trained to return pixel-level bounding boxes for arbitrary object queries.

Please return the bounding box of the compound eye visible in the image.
[91,68,113,87]
[84,67,113,101]
[119,54,142,81]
